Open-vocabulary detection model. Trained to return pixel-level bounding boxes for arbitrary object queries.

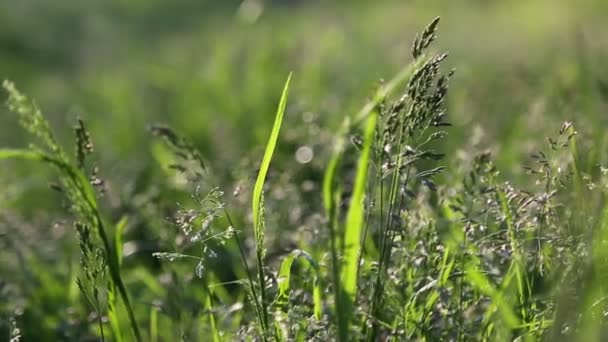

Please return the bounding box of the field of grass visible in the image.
[2,1,608,340]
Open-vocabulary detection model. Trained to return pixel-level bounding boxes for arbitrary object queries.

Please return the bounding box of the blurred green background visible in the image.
[1,0,606,174]
[1,0,607,339]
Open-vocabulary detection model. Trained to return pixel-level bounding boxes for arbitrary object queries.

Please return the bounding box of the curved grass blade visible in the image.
[465,262,520,332]
[252,72,292,339]
[253,72,292,242]
[275,249,322,340]
[276,249,322,319]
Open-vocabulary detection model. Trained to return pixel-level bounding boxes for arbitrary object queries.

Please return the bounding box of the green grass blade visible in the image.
[0,148,46,161]
[276,250,322,317]
[342,110,376,297]
[107,284,123,342]
[275,250,322,340]
[277,252,297,308]
[108,216,128,342]
[338,109,377,338]
[252,72,291,236]
[204,281,221,342]
[322,143,345,340]
[149,308,158,342]
[323,144,343,219]
[313,278,322,320]
[251,72,292,338]
[115,216,128,267]
[465,263,520,331]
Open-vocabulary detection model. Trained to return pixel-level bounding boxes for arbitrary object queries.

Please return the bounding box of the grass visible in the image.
[1,81,142,341]
[1,2,608,341]
[248,72,291,340]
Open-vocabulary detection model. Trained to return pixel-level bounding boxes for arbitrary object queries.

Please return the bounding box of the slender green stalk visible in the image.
[224,210,265,338]
[339,109,377,339]
[108,217,128,342]
[149,308,158,342]
[204,277,221,342]
[251,73,292,339]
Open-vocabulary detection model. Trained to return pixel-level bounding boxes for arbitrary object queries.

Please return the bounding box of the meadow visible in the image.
[1,1,608,340]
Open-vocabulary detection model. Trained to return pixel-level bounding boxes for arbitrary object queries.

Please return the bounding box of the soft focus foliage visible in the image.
[1,1,608,341]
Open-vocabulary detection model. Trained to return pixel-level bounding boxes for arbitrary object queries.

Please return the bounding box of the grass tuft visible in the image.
[2,11,608,341]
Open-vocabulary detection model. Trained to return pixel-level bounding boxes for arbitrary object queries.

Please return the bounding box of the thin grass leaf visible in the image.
[115,216,128,267]
[107,284,123,342]
[338,109,377,338]
[274,249,322,340]
[252,72,292,239]
[276,249,322,319]
[251,72,292,339]
[323,140,344,219]
[465,264,520,330]
[149,308,158,342]
[107,216,128,342]
[204,281,221,342]
[0,148,47,161]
